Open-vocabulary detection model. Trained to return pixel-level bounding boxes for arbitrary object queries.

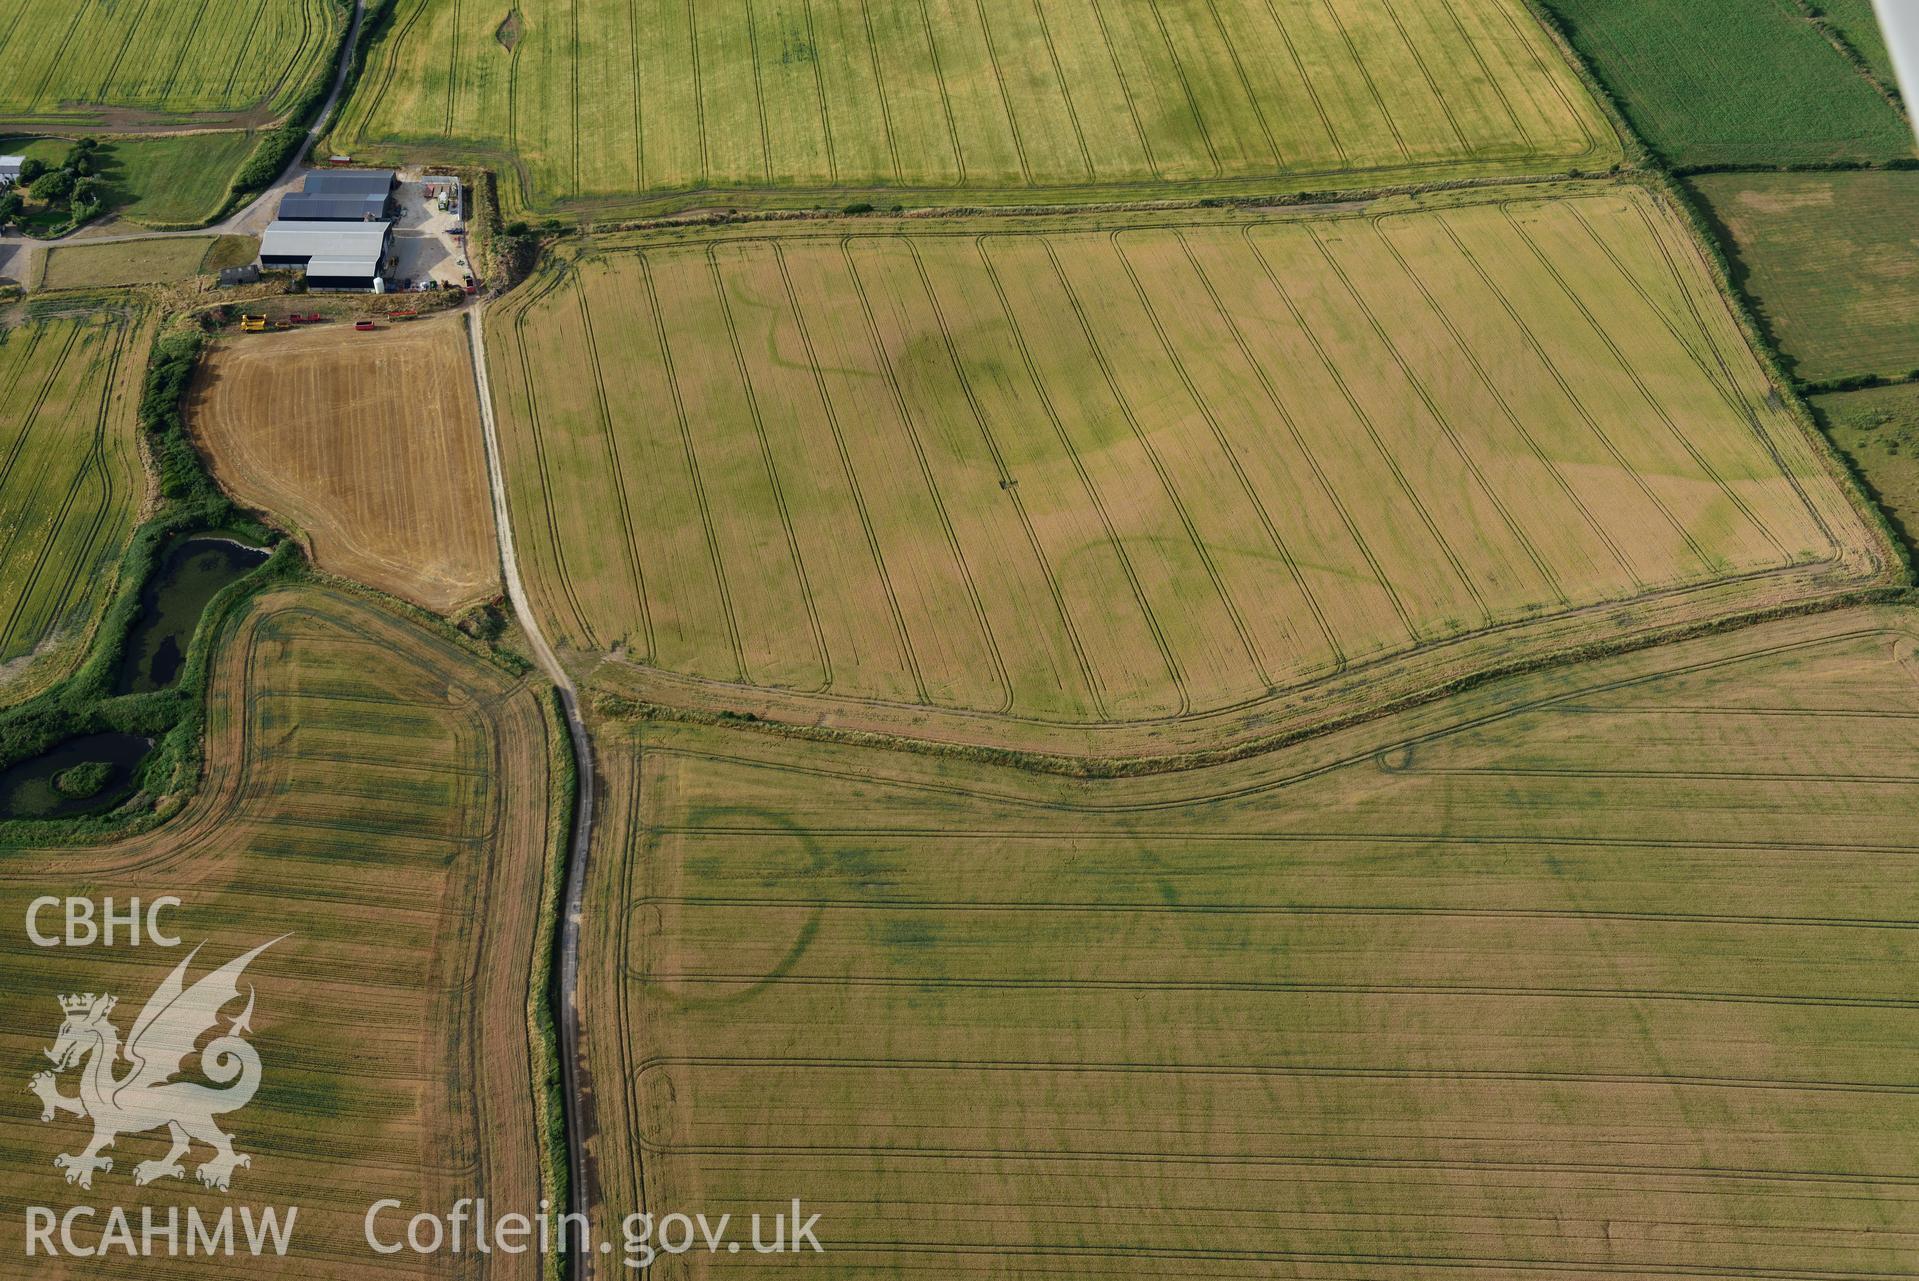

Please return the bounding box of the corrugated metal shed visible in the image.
[259,220,391,285]
[301,169,395,198]
[279,191,386,221]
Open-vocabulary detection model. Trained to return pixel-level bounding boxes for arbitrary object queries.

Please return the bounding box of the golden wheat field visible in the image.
[335,0,1618,212]
[0,306,152,703]
[578,603,1919,1280]
[488,183,1886,755]
[0,586,557,1279]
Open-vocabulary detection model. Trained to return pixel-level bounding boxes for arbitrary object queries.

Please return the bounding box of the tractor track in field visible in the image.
[466,300,602,1281]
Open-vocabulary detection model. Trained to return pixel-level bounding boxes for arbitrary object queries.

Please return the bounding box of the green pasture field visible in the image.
[336,0,1618,214]
[1691,170,1919,385]
[487,182,1884,754]
[1539,0,1912,166]
[1815,0,1900,88]
[0,306,152,696]
[35,235,258,292]
[2,132,261,229]
[0,0,341,125]
[581,603,1919,1279]
[1814,381,1919,559]
[0,585,552,1275]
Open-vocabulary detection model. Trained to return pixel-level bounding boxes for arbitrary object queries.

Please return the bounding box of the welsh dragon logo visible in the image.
[28,940,279,1192]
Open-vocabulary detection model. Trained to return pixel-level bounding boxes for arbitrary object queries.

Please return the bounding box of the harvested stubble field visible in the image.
[190,317,501,614]
[581,603,1919,1279]
[1691,171,1919,386]
[0,585,554,1278]
[489,184,1886,756]
[0,0,340,124]
[337,0,1617,212]
[0,306,152,698]
[1538,0,1913,167]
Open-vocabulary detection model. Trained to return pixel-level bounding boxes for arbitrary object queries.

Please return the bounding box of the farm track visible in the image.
[466,301,602,1281]
[0,4,1903,1273]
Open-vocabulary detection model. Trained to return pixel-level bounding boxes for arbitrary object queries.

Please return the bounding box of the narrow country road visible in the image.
[0,0,368,284]
[4,6,607,1261]
[466,303,600,1281]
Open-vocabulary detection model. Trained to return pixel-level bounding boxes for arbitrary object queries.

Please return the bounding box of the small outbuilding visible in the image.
[0,156,23,189]
[259,219,394,291]
[276,169,396,222]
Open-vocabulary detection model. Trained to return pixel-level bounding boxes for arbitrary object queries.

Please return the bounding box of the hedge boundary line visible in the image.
[597,583,1912,780]
[527,686,576,1281]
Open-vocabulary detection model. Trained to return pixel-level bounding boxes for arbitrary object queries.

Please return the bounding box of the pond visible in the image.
[0,732,153,820]
[114,536,270,695]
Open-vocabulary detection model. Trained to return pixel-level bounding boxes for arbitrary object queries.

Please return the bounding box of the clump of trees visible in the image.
[53,761,112,800]
[4,137,106,232]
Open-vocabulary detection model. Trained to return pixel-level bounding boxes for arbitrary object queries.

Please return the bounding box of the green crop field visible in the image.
[337,0,1617,213]
[1814,381,1919,558]
[1691,171,1919,385]
[1816,0,1899,87]
[1539,0,1912,166]
[0,585,554,1277]
[0,0,341,124]
[487,183,1884,755]
[580,603,1919,1279]
[0,307,152,697]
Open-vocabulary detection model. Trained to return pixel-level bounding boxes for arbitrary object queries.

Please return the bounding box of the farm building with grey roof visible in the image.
[259,219,394,291]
